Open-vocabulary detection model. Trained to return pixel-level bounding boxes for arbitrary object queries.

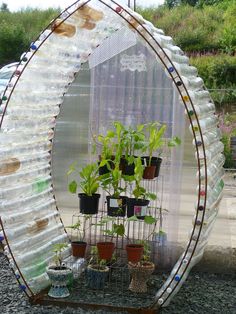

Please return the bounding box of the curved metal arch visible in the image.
[0,0,223,310]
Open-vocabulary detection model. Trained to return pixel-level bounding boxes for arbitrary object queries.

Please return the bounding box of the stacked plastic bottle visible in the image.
[0,0,224,307]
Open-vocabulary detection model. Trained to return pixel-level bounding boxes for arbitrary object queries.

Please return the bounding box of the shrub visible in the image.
[190,55,236,109]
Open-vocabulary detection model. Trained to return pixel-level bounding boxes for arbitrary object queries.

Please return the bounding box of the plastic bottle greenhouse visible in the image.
[0,0,224,313]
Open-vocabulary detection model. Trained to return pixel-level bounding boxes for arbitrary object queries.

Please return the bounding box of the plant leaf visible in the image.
[144,215,157,224]
[68,180,77,194]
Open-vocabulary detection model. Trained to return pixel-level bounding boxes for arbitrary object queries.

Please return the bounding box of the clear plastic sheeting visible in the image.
[0,0,224,308]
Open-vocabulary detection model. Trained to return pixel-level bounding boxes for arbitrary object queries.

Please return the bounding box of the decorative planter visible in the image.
[97,241,115,261]
[78,193,100,214]
[106,195,127,217]
[142,156,162,178]
[128,262,155,293]
[46,266,72,298]
[71,241,87,258]
[126,198,150,219]
[86,264,109,289]
[126,244,144,263]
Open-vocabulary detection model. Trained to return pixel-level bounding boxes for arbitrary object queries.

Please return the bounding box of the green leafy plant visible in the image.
[97,130,116,160]
[100,166,125,198]
[52,243,68,268]
[95,216,125,239]
[131,157,156,200]
[143,122,167,166]
[88,246,107,269]
[142,122,181,166]
[66,215,91,241]
[67,162,100,196]
[122,123,146,165]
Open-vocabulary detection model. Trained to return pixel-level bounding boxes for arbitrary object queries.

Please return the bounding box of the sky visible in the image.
[3,0,164,11]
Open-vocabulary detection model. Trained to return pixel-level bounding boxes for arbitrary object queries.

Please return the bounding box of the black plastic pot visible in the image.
[142,156,162,177]
[78,193,100,214]
[120,156,135,176]
[98,156,115,175]
[106,195,127,217]
[126,198,150,219]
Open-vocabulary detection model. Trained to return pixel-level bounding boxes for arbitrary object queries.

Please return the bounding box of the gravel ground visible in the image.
[0,253,236,314]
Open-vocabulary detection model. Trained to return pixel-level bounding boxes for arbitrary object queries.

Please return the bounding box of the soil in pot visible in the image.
[86,264,109,289]
[128,261,155,293]
[78,193,100,214]
[126,198,150,219]
[126,244,144,264]
[97,242,115,261]
[71,241,87,258]
[106,195,127,217]
[46,266,72,298]
[142,156,162,178]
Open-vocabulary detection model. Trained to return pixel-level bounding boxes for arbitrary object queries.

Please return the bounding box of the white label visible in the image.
[120,54,147,72]
[109,198,123,208]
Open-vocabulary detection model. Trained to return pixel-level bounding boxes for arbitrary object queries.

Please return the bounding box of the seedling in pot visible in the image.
[67,162,101,214]
[52,242,69,269]
[67,215,91,258]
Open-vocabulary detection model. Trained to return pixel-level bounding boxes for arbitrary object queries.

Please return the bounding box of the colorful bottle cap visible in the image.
[175,275,181,281]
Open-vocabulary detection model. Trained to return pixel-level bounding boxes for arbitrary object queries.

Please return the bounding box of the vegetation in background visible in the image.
[139,0,236,54]
[0,5,59,66]
[138,0,236,109]
[191,55,236,109]
[0,0,235,110]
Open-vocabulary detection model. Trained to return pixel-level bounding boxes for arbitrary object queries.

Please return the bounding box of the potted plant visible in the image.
[142,122,181,179]
[120,123,145,175]
[67,215,91,258]
[96,130,116,175]
[126,215,157,264]
[126,157,156,218]
[151,206,168,246]
[141,122,166,179]
[86,246,109,290]
[68,162,101,214]
[95,216,125,261]
[46,243,72,298]
[100,150,128,216]
[128,240,155,293]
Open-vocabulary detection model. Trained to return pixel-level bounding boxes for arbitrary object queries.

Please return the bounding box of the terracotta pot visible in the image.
[71,241,87,258]
[97,242,115,261]
[128,262,155,293]
[126,244,144,263]
[46,266,72,298]
[143,165,156,179]
[142,156,162,177]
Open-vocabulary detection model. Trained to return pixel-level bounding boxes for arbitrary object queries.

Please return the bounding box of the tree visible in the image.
[0,2,9,12]
[0,22,28,66]
[164,0,181,8]
[165,0,224,7]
